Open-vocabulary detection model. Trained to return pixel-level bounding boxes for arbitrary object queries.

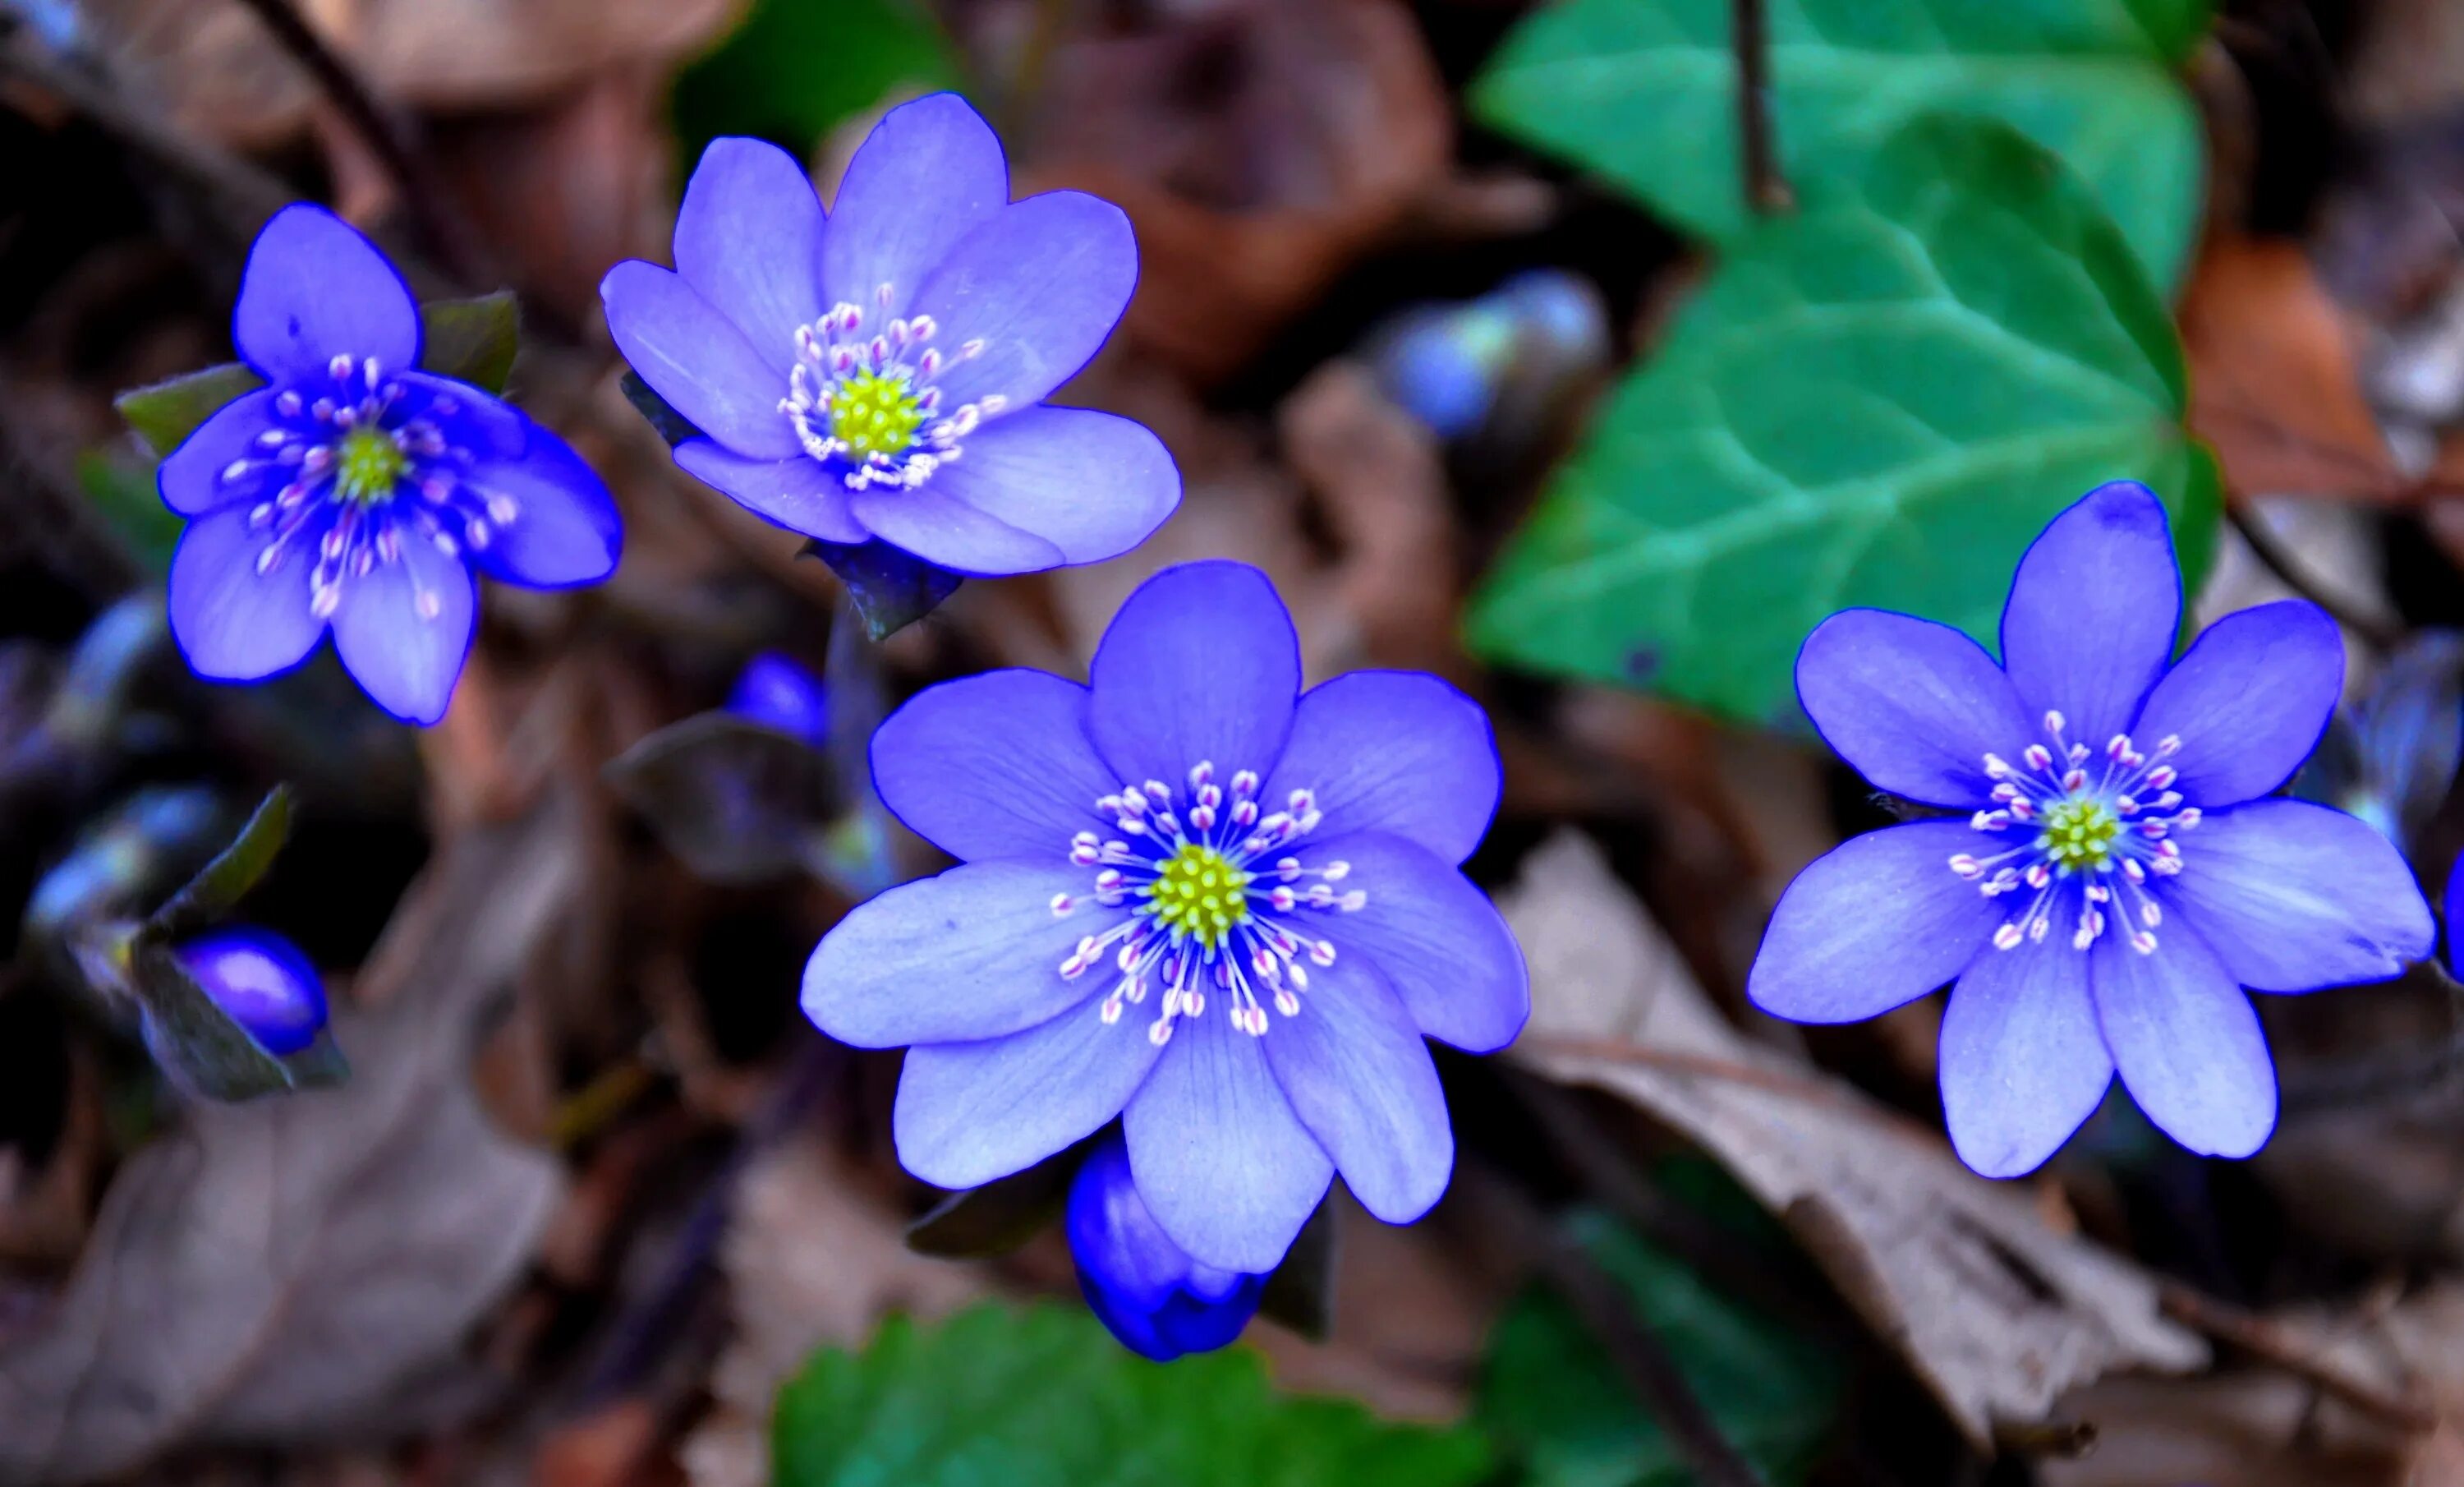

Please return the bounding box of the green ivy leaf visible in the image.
[1472,0,2210,290]
[1465,116,2220,725]
[773,1304,1490,1487]
[1478,1203,1846,1487]
[420,292,521,394]
[114,364,266,458]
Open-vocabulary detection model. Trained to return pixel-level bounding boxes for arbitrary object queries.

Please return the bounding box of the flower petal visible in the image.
[868,669,1115,860]
[1795,609,2032,808]
[803,860,1110,1047]
[1302,831,1527,1053]
[462,420,623,589]
[1127,1011,1333,1272]
[673,440,867,544]
[674,136,825,364]
[1259,951,1452,1226]
[846,484,1065,575]
[894,997,1165,1189]
[2092,921,2276,1159]
[329,531,476,725]
[1266,671,1501,864]
[2130,601,2343,807]
[911,191,1138,412]
[2158,799,2434,991]
[821,92,1009,322]
[167,504,324,682]
[1939,942,2112,1178]
[233,205,421,384]
[599,260,802,459]
[926,407,1179,566]
[1088,561,1301,790]
[159,388,281,517]
[2001,481,2181,749]
[1746,821,2002,1024]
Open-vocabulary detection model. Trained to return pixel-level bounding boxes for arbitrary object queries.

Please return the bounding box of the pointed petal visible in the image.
[2000,481,2181,749]
[1795,609,2031,808]
[329,530,477,725]
[2159,799,2434,991]
[673,440,867,543]
[599,260,802,459]
[846,483,1064,575]
[911,191,1138,412]
[803,860,1113,1047]
[2092,922,2276,1159]
[234,205,421,384]
[927,407,1179,565]
[1302,831,1528,1053]
[1746,821,2001,1024]
[1940,943,2112,1178]
[2131,601,2344,807]
[1126,1011,1332,1271]
[462,420,623,589]
[1266,671,1501,864]
[821,93,1009,321]
[159,388,282,516]
[167,504,324,682]
[1088,562,1301,790]
[1259,951,1453,1225]
[675,136,825,362]
[868,669,1115,860]
[894,995,1165,1189]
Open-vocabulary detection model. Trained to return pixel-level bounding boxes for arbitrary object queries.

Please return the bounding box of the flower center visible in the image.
[778,289,1003,493]
[1148,843,1249,950]
[2039,797,2120,871]
[828,369,928,459]
[333,426,407,504]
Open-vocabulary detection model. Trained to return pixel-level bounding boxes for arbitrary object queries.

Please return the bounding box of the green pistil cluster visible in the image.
[333,426,408,505]
[1149,842,1250,950]
[2039,797,2121,872]
[830,370,927,458]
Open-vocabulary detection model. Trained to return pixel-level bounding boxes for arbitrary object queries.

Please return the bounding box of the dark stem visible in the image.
[2157,1281,2436,1433]
[226,0,489,285]
[1731,0,1789,214]
[2223,501,2401,653]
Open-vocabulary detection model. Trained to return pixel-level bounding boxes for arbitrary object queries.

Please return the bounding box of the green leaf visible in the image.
[141,785,295,945]
[1465,116,2221,725]
[672,0,959,162]
[1471,0,2210,290]
[1479,1204,1846,1487]
[73,451,185,575]
[774,1304,1490,1487]
[114,363,266,458]
[419,292,521,394]
[801,536,963,641]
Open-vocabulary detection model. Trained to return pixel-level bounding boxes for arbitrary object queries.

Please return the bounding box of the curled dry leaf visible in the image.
[1496,831,2207,1451]
[0,796,581,1483]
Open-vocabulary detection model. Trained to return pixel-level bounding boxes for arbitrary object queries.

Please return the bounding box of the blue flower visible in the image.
[173,926,328,1056]
[1748,482,2434,1178]
[726,650,831,748]
[162,205,622,725]
[1068,1133,1266,1361]
[598,93,1179,577]
[803,561,1529,1271]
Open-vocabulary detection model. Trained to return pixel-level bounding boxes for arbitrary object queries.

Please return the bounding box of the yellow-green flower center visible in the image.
[1148,842,1250,950]
[333,426,407,505]
[830,371,927,459]
[2039,797,2121,872]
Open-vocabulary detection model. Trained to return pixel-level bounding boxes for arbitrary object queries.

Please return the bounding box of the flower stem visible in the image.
[1731,0,1790,214]
[2223,500,2402,654]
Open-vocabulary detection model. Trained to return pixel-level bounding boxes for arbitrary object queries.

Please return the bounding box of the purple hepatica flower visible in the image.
[173,926,328,1056]
[163,205,622,725]
[598,93,1178,576]
[1068,1132,1266,1361]
[725,651,830,748]
[804,561,1529,1271]
[1749,482,2434,1179]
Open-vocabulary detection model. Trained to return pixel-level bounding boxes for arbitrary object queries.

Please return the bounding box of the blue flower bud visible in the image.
[1066,1135,1265,1362]
[725,651,831,748]
[172,927,328,1056]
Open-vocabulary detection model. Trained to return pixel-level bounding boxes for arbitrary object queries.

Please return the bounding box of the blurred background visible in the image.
[7,0,2464,1484]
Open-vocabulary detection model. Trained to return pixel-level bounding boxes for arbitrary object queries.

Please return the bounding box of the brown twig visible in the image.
[2157,1281,2438,1434]
[2223,500,2402,654]
[1731,0,1789,214]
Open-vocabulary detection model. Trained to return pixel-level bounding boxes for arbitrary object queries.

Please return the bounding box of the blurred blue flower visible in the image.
[803,560,1528,1272]
[2294,632,2464,858]
[725,650,831,748]
[1068,1133,1265,1361]
[1749,481,2434,1178]
[173,925,328,1055]
[161,205,622,724]
[598,93,1178,577]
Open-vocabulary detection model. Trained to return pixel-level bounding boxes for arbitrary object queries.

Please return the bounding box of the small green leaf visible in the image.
[141,785,295,945]
[621,371,702,447]
[1478,1202,1846,1487]
[603,712,844,885]
[904,1156,1078,1259]
[673,0,958,161]
[1466,116,2220,725]
[114,363,266,458]
[74,451,185,575]
[774,1304,1490,1487]
[131,943,348,1102]
[419,292,521,394]
[1471,0,2210,290]
[802,536,963,640]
